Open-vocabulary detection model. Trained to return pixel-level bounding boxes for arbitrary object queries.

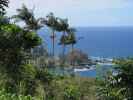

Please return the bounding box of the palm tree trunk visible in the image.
[51,30,55,57]
[50,30,56,66]
[62,31,66,57]
[71,44,74,66]
[72,44,74,52]
[62,44,66,66]
[62,44,66,57]
[62,31,66,66]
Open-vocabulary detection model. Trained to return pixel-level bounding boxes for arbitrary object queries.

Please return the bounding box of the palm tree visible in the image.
[58,18,69,57]
[12,4,44,31]
[0,0,9,15]
[45,12,59,57]
[66,28,77,66]
[56,18,69,66]
[67,28,77,52]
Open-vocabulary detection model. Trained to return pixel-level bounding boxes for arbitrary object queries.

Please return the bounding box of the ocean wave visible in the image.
[74,67,95,72]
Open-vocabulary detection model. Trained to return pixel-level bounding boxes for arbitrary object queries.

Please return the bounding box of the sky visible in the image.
[7,0,133,27]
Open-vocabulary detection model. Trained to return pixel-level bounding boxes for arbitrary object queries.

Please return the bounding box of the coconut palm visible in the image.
[45,12,59,57]
[0,0,9,15]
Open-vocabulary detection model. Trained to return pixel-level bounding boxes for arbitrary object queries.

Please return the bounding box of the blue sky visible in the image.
[8,0,133,27]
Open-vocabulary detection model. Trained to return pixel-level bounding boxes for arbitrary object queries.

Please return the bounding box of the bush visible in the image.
[64,84,80,100]
[0,89,33,100]
[97,58,133,100]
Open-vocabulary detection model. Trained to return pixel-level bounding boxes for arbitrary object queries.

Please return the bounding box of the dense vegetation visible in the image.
[0,0,133,100]
[0,1,96,100]
[97,58,133,100]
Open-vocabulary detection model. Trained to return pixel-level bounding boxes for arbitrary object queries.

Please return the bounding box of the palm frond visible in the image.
[12,4,44,31]
[0,0,9,15]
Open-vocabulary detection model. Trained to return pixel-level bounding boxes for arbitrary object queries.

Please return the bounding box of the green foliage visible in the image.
[56,18,69,33]
[35,67,53,83]
[44,76,96,100]
[0,23,41,80]
[96,75,126,100]
[64,84,80,100]
[65,28,77,45]
[97,58,133,100]
[23,31,42,49]
[45,12,59,31]
[0,24,41,49]
[13,4,44,31]
[0,16,9,25]
[21,64,37,79]
[0,0,9,15]
[0,5,42,95]
[0,3,96,100]
[0,89,33,100]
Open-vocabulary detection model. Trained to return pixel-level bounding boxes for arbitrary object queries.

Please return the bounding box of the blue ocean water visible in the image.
[76,69,96,77]
[38,27,133,58]
[38,27,133,77]
[75,27,133,58]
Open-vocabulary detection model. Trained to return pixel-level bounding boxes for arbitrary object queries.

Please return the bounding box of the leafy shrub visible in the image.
[64,84,80,100]
[97,58,133,100]
[0,89,33,100]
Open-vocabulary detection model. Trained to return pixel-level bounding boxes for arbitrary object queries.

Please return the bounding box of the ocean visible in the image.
[38,27,133,58]
[76,27,133,58]
[38,27,133,77]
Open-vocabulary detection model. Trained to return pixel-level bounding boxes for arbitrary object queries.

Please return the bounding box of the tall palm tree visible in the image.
[58,18,69,57]
[45,12,59,57]
[67,28,83,66]
[59,34,67,57]
[0,0,9,15]
[66,28,77,66]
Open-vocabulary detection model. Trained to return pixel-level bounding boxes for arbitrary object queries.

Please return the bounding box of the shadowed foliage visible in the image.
[0,0,9,15]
